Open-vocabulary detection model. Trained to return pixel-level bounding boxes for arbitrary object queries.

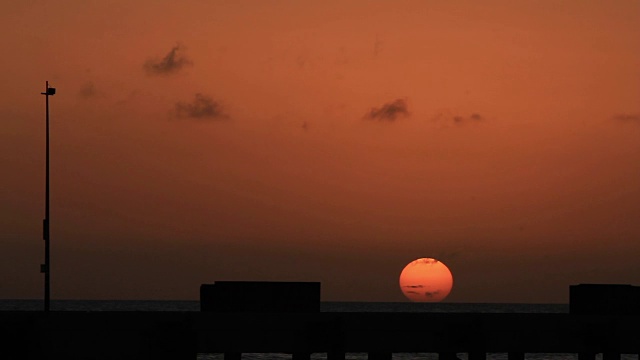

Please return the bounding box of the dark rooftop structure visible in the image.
[3,283,640,360]
[570,283,640,315]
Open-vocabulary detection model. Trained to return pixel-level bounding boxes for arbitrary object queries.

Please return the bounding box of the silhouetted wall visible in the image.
[570,284,640,315]
[200,281,321,312]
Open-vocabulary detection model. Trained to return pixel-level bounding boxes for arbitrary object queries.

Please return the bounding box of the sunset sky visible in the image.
[1,0,639,303]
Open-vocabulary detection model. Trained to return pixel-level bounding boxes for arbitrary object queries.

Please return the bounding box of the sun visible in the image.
[399,258,453,302]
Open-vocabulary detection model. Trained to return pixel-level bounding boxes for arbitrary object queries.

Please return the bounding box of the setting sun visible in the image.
[399,258,453,302]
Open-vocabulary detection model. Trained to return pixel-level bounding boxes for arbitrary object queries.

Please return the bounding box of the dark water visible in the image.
[1,300,635,360]
[0,299,568,313]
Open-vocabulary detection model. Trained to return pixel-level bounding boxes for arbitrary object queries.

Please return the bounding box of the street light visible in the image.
[40,81,55,312]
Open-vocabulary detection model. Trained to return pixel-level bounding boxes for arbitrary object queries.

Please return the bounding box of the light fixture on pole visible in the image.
[40,81,55,312]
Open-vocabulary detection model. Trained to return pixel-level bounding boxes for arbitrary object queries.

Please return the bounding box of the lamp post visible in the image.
[40,81,55,312]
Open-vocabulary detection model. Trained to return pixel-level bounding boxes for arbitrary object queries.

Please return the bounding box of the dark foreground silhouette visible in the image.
[1,283,638,360]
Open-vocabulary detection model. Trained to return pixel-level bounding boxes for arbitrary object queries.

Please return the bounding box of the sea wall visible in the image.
[1,311,639,360]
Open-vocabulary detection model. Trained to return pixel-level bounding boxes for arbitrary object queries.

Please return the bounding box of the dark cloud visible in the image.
[404,285,424,289]
[364,98,409,122]
[454,113,483,124]
[433,111,484,125]
[406,291,420,295]
[174,93,227,120]
[418,258,439,265]
[613,113,640,122]
[78,82,97,99]
[425,290,440,298]
[470,113,483,121]
[144,44,192,75]
[373,35,382,57]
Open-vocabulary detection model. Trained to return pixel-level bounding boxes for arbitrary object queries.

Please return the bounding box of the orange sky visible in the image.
[1,0,639,302]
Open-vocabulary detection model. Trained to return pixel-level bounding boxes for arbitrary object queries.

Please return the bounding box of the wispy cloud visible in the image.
[78,82,98,99]
[453,113,483,124]
[425,290,440,298]
[418,258,439,265]
[404,285,425,289]
[364,98,409,122]
[144,44,192,76]
[433,110,486,125]
[613,113,640,122]
[373,35,382,57]
[174,93,227,120]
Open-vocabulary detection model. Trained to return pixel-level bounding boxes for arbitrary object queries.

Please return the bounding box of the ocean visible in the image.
[0,300,636,360]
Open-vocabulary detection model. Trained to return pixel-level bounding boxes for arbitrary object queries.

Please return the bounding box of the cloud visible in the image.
[404,285,424,288]
[433,111,484,125]
[613,113,640,122]
[78,82,97,99]
[373,35,382,57]
[406,291,420,295]
[425,290,440,298]
[454,113,483,124]
[364,98,409,122]
[174,93,228,120]
[144,44,192,75]
[418,258,439,265]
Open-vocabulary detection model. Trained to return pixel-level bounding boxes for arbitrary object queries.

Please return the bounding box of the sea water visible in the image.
[1,300,636,360]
